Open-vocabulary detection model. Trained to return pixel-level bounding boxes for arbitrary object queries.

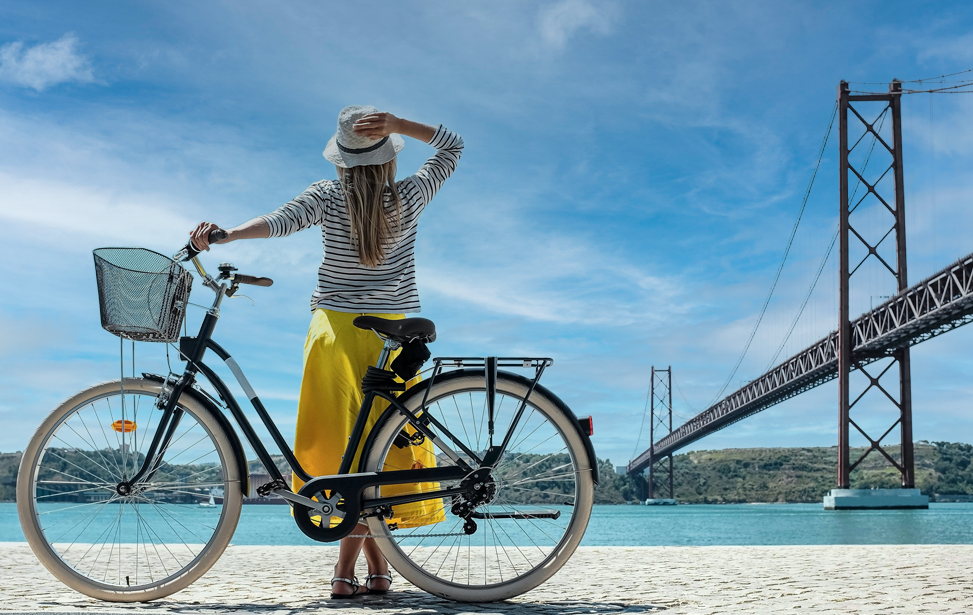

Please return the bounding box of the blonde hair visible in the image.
[337,158,402,268]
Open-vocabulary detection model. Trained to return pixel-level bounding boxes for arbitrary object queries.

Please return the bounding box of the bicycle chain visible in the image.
[346,531,466,539]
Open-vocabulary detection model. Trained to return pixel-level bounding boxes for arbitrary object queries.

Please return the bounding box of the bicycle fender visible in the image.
[359,369,599,484]
[510,372,600,485]
[143,373,250,496]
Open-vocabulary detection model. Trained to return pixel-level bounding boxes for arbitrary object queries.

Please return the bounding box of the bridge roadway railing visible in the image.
[629,250,973,475]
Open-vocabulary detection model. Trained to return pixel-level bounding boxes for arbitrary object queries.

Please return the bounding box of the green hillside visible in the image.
[630,441,973,503]
[3,441,972,504]
[0,453,18,501]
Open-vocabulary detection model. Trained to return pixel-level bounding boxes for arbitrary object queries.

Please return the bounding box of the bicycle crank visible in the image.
[292,478,364,542]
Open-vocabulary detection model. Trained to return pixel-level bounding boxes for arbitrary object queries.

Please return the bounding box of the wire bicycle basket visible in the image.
[93,247,193,343]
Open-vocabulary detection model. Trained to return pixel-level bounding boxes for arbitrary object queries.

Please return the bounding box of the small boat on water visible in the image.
[199,487,222,508]
[643,498,677,506]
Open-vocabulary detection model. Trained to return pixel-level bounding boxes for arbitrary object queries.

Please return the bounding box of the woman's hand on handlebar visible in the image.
[190,222,229,252]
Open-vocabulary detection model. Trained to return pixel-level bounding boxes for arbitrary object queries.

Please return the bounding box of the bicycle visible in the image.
[16,231,598,603]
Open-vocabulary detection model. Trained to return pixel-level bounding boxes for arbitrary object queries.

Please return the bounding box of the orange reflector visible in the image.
[111,419,137,433]
[578,416,593,436]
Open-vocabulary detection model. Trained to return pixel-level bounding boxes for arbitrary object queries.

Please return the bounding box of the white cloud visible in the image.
[422,249,683,327]
[538,0,615,50]
[0,172,195,245]
[0,34,95,91]
[413,189,691,329]
[916,32,973,64]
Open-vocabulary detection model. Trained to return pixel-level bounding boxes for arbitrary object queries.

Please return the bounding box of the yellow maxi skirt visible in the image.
[292,308,445,528]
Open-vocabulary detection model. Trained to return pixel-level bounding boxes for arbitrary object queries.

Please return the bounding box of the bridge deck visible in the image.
[629,251,973,475]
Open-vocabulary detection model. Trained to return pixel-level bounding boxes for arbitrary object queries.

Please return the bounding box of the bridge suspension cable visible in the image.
[852,82,973,95]
[902,82,973,94]
[672,373,698,415]
[851,69,973,95]
[764,108,890,370]
[850,68,973,85]
[708,101,838,406]
[631,381,652,460]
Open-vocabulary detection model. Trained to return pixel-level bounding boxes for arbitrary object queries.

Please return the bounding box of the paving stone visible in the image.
[1,543,972,614]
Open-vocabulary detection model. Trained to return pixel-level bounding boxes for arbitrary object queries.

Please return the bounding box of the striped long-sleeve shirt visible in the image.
[260,125,463,314]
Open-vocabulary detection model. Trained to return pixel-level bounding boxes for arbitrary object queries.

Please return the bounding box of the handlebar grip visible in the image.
[182,229,228,261]
[235,274,274,287]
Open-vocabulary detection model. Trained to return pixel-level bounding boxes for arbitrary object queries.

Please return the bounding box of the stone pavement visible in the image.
[2,543,972,614]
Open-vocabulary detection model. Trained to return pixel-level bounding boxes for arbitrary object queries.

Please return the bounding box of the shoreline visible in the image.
[1,543,971,613]
[4,498,973,505]
[5,502,973,548]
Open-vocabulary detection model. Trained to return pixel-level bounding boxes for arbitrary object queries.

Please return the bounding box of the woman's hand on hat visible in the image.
[353,112,400,140]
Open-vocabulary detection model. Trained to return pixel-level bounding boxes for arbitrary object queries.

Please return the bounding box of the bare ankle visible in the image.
[333,562,356,579]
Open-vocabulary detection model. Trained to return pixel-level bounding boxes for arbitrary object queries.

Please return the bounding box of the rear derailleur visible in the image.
[451,468,496,535]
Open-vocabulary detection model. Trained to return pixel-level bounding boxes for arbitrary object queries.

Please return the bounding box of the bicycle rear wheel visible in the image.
[17,378,243,602]
[362,371,595,602]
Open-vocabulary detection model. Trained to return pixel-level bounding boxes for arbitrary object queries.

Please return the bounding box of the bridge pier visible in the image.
[824,488,927,510]
[647,367,675,503]
[630,367,677,504]
[834,80,925,509]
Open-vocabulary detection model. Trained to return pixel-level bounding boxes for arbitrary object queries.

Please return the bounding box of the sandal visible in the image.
[365,571,393,595]
[330,575,362,599]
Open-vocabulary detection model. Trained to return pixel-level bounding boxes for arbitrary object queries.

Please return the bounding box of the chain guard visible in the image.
[293,479,363,542]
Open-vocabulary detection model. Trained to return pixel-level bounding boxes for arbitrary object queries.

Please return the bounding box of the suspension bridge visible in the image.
[629,76,973,507]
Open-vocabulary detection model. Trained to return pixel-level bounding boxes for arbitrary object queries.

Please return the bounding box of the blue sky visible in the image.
[2,1,973,471]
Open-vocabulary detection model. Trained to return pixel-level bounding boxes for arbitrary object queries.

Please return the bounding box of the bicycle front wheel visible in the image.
[17,378,243,602]
[362,371,595,602]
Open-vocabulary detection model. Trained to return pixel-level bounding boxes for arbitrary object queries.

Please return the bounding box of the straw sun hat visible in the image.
[323,105,405,168]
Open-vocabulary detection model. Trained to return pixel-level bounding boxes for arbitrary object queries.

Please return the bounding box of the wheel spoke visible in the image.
[84,403,125,476]
[42,450,115,486]
[49,497,116,549]
[365,376,591,599]
[498,450,568,483]
[58,424,120,478]
[507,472,577,486]
[23,385,239,597]
[36,485,114,500]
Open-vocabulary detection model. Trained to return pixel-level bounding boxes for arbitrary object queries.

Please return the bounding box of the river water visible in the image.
[3,502,973,546]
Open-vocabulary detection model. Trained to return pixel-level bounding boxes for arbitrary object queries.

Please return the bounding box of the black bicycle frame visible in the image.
[122,266,557,517]
[122,307,474,510]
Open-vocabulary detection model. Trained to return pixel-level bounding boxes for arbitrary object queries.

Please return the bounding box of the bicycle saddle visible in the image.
[353,316,436,343]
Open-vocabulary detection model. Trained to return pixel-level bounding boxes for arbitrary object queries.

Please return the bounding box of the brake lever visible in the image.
[229,292,254,306]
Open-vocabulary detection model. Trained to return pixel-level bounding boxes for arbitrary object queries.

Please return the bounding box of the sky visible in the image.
[2,1,973,474]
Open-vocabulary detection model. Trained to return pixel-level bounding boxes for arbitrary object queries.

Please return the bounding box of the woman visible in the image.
[189,105,463,598]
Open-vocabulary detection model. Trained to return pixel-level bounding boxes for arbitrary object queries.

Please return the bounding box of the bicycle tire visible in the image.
[361,371,595,602]
[17,378,243,602]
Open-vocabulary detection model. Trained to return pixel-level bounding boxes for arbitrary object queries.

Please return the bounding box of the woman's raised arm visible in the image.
[189,217,271,251]
[353,112,436,144]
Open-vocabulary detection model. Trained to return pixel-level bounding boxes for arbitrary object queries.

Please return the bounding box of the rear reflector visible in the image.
[578,416,593,436]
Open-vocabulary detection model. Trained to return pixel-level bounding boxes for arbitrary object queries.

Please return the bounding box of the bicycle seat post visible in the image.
[375,338,400,370]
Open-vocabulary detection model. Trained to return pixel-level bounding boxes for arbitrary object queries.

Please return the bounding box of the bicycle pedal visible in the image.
[256,478,288,497]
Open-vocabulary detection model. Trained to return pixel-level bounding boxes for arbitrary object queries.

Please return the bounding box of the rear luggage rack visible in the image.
[434,357,553,369]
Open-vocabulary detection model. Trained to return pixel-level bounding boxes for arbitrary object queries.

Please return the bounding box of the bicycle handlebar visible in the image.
[174,228,274,294]
[234,274,274,287]
[179,229,227,262]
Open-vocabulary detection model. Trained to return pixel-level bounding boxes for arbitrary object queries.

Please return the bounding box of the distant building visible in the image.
[615,465,629,475]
